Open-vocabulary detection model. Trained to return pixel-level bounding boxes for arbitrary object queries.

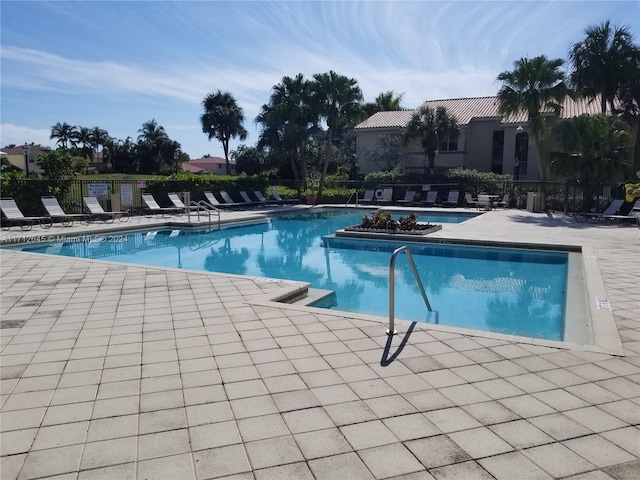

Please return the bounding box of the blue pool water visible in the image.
[8,209,568,340]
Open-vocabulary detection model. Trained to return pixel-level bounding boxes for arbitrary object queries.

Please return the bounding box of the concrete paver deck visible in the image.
[1,207,638,480]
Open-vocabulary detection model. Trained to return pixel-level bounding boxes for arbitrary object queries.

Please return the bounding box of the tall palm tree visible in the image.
[50,122,78,148]
[74,126,94,160]
[137,119,169,174]
[569,20,639,113]
[549,114,631,209]
[362,90,404,117]
[497,55,569,192]
[90,127,110,163]
[256,74,317,183]
[403,105,459,172]
[310,71,363,201]
[200,91,247,175]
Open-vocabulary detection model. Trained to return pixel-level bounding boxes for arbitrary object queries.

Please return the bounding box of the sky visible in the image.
[1,0,639,160]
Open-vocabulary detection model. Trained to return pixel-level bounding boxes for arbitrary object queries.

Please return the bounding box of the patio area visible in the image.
[1,208,639,480]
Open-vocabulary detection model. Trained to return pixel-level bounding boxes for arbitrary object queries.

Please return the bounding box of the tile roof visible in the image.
[355,95,609,129]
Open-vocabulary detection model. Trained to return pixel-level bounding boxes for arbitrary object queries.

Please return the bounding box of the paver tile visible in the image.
[136,453,195,480]
[308,452,375,480]
[563,435,636,468]
[340,419,398,450]
[478,451,552,480]
[189,420,242,451]
[406,435,472,469]
[448,426,514,458]
[193,444,251,480]
[282,407,335,434]
[430,460,495,480]
[245,435,304,469]
[294,427,353,459]
[254,462,315,480]
[522,443,595,478]
[358,442,425,479]
[81,436,137,470]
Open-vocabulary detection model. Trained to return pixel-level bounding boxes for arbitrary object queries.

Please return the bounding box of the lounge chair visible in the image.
[254,191,270,205]
[476,194,494,210]
[83,196,129,223]
[220,191,244,207]
[270,188,299,205]
[141,194,183,217]
[202,192,231,209]
[496,193,510,209]
[239,191,259,206]
[575,199,624,223]
[374,188,393,205]
[597,199,640,223]
[41,196,90,226]
[422,190,438,207]
[1,198,53,230]
[442,190,460,207]
[361,190,375,204]
[464,193,477,208]
[396,191,416,206]
[168,192,206,214]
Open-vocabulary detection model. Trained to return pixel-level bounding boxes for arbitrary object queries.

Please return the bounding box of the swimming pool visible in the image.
[7,209,569,341]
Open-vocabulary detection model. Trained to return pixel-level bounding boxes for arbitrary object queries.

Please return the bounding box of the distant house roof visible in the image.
[1,144,52,155]
[354,95,607,130]
[182,156,235,174]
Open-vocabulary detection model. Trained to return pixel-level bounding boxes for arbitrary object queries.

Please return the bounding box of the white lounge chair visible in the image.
[168,192,206,214]
[1,198,52,230]
[496,193,510,209]
[220,191,244,207]
[239,191,259,206]
[141,194,182,217]
[476,194,494,210]
[41,196,90,226]
[83,196,129,223]
[270,188,299,204]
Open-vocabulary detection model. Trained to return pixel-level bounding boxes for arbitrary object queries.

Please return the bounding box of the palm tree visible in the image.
[497,55,569,193]
[362,90,404,117]
[569,20,639,113]
[200,91,248,175]
[310,71,364,201]
[90,127,110,163]
[549,113,631,209]
[50,122,78,148]
[137,119,169,174]
[403,105,459,172]
[74,126,94,160]
[256,74,317,183]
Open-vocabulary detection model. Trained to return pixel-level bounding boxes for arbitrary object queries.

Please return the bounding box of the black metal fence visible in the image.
[0,177,631,217]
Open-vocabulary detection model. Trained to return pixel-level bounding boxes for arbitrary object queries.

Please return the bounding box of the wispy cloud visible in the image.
[0,124,53,149]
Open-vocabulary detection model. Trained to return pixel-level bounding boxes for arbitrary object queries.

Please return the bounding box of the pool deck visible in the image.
[1,207,639,480]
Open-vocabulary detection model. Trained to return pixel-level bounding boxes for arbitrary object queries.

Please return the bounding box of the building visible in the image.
[354,95,606,180]
[182,156,236,175]
[0,144,51,176]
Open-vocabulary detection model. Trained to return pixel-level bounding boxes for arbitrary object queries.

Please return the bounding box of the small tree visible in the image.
[403,105,459,172]
[37,149,87,178]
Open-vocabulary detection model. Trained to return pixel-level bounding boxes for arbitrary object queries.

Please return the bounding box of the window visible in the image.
[491,131,505,174]
[438,134,458,151]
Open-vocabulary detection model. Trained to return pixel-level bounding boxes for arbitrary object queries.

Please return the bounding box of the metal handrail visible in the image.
[344,191,359,207]
[388,246,432,335]
[195,200,221,230]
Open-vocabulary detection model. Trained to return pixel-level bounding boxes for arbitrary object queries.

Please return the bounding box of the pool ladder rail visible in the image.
[193,200,221,230]
[388,246,432,336]
[344,191,359,207]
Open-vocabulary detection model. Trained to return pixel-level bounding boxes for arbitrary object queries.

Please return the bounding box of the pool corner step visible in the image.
[287,288,336,307]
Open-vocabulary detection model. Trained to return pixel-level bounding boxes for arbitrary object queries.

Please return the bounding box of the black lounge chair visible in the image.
[41,196,90,226]
[83,196,129,222]
[575,199,624,223]
[1,198,52,230]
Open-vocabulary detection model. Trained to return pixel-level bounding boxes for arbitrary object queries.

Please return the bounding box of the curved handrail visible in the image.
[388,246,432,335]
[344,191,359,208]
[195,200,221,230]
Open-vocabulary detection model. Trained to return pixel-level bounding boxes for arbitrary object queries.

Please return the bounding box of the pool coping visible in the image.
[0,210,625,356]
